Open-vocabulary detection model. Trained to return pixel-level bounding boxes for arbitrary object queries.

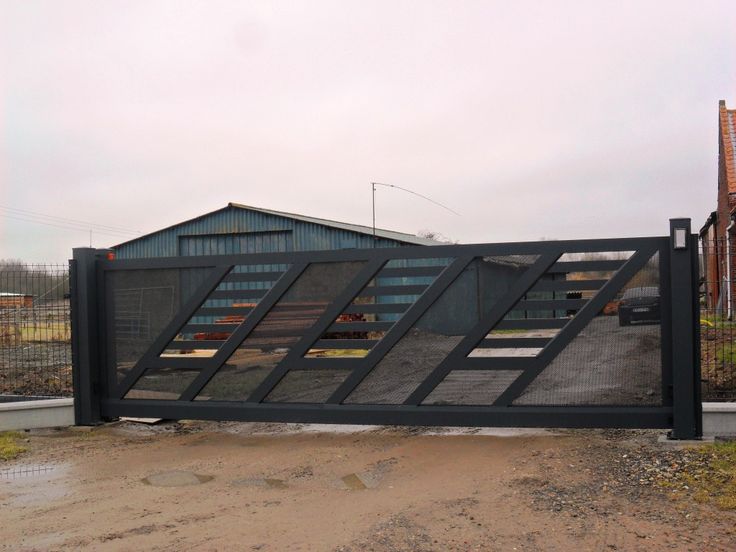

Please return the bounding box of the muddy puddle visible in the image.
[142,470,214,487]
[231,477,288,489]
[341,473,368,490]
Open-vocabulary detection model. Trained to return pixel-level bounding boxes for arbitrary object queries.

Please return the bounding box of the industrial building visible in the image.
[110,203,560,330]
[112,202,441,259]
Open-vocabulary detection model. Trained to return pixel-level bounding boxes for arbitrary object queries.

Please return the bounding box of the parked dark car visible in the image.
[618,286,660,326]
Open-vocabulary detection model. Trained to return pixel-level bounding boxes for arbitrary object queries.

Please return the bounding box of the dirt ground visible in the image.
[1,422,735,552]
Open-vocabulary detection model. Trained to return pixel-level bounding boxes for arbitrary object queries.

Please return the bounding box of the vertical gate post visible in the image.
[70,247,104,425]
[668,218,702,439]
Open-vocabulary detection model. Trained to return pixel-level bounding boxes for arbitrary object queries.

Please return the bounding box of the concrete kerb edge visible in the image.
[702,401,736,438]
[0,398,75,431]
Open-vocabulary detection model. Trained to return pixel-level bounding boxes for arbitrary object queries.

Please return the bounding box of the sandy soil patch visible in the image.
[0,422,734,551]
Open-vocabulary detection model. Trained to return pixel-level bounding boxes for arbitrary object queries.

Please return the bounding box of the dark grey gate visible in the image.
[70,219,701,438]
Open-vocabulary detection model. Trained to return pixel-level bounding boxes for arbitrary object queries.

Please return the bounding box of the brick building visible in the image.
[700,100,736,313]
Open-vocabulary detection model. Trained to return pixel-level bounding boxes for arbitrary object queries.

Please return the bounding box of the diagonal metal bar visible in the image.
[326,256,475,404]
[403,252,561,406]
[492,246,658,406]
[115,265,233,398]
[245,258,387,403]
[177,262,311,401]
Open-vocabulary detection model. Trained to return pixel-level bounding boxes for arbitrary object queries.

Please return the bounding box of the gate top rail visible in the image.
[100,236,667,270]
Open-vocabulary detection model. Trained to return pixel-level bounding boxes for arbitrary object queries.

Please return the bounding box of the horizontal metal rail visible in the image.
[102,399,674,429]
[377,266,445,278]
[100,237,662,271]
[222,271,285,282]
[357,285,428,296]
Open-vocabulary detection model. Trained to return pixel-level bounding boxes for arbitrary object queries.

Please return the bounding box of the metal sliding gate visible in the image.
[70,219,701,438]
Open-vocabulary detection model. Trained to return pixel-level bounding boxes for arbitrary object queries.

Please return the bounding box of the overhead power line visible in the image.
[0,212,140,239]
[370,182,461,244]
[371,183,461,217]
[0,205,141,235]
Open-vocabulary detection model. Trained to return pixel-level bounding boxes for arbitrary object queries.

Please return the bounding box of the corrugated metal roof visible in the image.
[112,203,443,252]
[227,203,443,246]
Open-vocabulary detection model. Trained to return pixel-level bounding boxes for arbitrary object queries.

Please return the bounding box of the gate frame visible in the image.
[70,219,702,438]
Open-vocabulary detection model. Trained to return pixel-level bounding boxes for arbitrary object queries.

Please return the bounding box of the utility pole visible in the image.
[371,182,377,246]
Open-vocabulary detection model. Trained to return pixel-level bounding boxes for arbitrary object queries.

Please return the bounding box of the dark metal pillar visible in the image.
[70,247,104,425]
[668,218,702,439]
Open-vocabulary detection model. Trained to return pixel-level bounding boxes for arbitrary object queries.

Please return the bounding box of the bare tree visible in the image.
[417,230,458,244]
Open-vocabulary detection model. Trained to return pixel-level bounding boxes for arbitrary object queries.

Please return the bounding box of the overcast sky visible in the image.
[1,1,735,263]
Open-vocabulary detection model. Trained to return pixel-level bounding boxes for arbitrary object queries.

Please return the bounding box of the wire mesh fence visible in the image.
[700,237,736,401]
[0,262,72,400]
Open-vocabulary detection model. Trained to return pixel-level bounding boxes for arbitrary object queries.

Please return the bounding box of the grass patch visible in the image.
[0,431,27,461]
[666,442,736,510]
[700,315,736,329]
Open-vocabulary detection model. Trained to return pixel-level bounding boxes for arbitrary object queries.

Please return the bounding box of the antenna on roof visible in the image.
[371,182,460,246]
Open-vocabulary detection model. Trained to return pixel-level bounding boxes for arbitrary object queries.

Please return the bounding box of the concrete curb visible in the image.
[702,402,736,438]
[0,398,74,431]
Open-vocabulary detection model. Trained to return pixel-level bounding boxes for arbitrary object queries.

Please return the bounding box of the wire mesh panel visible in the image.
[345,257,534,404]
[423,370,523,405]
[304,257,453,359]
[264,369,351,403]
[107,267,214,386]
[0,263,71,399]
[513,253,662,406]
[700,236,736,401]
[159,264,291,357]
[195,261,366,401]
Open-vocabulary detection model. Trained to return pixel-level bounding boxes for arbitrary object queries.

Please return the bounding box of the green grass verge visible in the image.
[664,442,736,510]
[0,431,27,461]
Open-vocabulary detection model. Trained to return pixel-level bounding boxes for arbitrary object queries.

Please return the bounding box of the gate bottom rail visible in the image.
[102,399,673,429]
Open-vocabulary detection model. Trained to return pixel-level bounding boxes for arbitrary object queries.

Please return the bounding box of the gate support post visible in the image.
[668,218,702,439]
[70,247,104,425]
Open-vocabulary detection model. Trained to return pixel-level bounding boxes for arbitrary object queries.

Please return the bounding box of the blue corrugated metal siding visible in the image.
[112,208,550,326]
[114,207,402,259]
[112,206,419,322]
[178,231,293,256]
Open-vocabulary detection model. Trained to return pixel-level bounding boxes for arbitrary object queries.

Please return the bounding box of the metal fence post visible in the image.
[668,218,702,439]
[70,247,103,425]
